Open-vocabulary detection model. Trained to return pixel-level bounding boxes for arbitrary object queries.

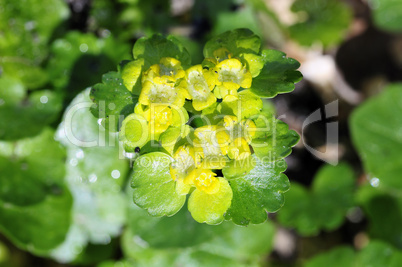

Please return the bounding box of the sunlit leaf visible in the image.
[90,71,138,132]
[250,49,302,98]
[224,155,290,225]
[350,84,402,192]
[131,152,186,217]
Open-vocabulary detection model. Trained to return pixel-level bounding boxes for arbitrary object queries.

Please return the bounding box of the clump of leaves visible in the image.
[90,29,302,225]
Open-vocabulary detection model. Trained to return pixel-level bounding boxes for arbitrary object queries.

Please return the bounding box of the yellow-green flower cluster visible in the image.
[120,50,259,209]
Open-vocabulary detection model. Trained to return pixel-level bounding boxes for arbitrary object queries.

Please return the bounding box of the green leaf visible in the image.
[289,0,352,47]
[306,241,402,267]
[250,49,302,98]
[121,59,144,95]
[0,129,66,206]
[188,177,233,225]
[122,199,276,266]
[277,163,355,235]
[369,0,402,33]
[251,116,299,162]
[0,0,69,88]
[222,156,256,180]
[224,155,290,225]
[350,84,402,192]
[133,34,191,69]
[52,88,129,263]
[131,152,186,217]
[0,185,72,254]
[0,76,62,140]
[357,185,402,248]
[204,28,261,58]
[47,31,130,100]
[305,246,355,267]
[90,71,138,132]
[218,89,262,119]
[212,7,262,38]
[0,129,72,254]
[0,75,25,105]
[356,241,402,267]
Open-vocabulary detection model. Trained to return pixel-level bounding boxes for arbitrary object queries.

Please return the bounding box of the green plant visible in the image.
[90,29,302,225]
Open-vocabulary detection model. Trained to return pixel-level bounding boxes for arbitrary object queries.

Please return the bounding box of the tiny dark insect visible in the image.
[135,147,140,153]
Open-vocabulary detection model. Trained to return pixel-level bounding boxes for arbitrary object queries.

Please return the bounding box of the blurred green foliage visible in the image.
[1,0,402,266]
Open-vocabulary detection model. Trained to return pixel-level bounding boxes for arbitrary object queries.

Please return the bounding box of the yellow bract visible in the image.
[170,146,221,195]
[214,58,252,101]
[193,125,230,169]
[228,137,251,160]
[139,80,187,107]
[142,57,185,84]
[143,104,173,134]
[192,168,220,194]
[139,57,187,107]
[184,65,217,111]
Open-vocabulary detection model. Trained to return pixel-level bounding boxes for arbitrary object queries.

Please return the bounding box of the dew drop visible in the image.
[40,95,48,104]
[111,169,120,179]
[79,43,89,53]
[75,149,84,159]
[70,158,78,166]
[89,173,97,183]
[370,177,380,187]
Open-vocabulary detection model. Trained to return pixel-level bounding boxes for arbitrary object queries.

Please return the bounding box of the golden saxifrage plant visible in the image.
[90,29,302,225]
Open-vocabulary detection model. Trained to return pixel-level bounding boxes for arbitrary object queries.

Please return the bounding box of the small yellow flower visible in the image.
[170,145,196,194]
[184,65,217,111]
[143,104,173,135]
[142,57,185,84]
[222,115,256,143]
[214,58,252,101]
[228,137,251,161]
[191,168,220,194]
[193,125,230,169]
[139,79,187,107]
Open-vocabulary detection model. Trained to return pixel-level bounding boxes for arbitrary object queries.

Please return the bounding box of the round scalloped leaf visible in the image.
[222,156,256,180]
[90,71,138,132]
[121,59,144,95]
[306,241,402,267]
[131,152,186,217]
[251,118,299,162]
[350,84,402,192]
[0,84,62,140]
[289,0,352,47]
[356,241,402,266]
[218,89,262,119]
[0,185,72,255]
[277,163,355,235]
[0,129,66,206]
[357,185,402,248]
[133,34,191,70]
[188,177,233,225]
[250,49,302,98]
[203,29,261,58]
[369,0,402,33]
[224,155,290,225]
[122,201,276,266]
[0,129,72,254]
